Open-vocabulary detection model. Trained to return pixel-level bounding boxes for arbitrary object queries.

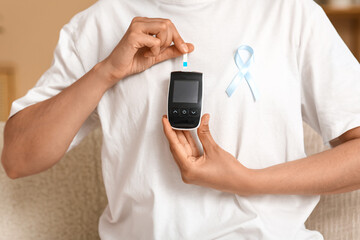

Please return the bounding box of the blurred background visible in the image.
[0,0,96,121]
[0,0,359,121]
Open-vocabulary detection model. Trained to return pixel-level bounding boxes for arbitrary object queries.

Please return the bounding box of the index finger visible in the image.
[170,23,189,54]
[139,17,189,54]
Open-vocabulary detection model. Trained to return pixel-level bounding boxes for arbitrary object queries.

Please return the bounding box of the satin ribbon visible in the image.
[226,45,259,101]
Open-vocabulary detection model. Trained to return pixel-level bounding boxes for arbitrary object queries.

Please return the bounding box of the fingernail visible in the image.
[182,43,189,53]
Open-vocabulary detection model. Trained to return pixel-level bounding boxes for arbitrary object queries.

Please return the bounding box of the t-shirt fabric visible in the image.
[9,0,360,239]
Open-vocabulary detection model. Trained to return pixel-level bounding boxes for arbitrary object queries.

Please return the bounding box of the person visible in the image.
[1,0,360,239]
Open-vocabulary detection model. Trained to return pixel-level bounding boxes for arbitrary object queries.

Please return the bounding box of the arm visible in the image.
[1,17,193,179]
[1,64,111,179]
[162,114,360,196]
[253,126,360,195]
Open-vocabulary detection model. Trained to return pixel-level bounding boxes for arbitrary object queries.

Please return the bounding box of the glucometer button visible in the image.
[171,108,180,115]
[189,109,199,116]
[180,108,188,116]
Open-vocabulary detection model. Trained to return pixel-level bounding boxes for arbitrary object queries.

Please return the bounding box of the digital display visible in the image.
[173,80,199,103]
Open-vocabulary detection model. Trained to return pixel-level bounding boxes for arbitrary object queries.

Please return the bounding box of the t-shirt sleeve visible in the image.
[9,22,100,152]
[298,2,360,147]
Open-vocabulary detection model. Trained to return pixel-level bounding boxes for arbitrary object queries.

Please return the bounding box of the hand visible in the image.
[103,17,194,86]
[162,114,254,195]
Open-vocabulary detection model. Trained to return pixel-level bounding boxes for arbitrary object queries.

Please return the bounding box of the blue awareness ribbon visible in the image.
[226,45,259,101]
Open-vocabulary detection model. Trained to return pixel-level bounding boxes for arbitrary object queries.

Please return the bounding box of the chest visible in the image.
[97,0,302,138]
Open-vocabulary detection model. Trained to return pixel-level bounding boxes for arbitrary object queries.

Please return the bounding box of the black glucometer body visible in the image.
[167,71,203,130]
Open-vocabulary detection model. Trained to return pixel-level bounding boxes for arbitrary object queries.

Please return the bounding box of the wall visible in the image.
[333,18,360,60]
[324,6,360,61]
[0,0,96,99]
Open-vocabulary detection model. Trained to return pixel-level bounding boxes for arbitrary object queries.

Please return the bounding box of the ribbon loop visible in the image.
[226,45,259,101]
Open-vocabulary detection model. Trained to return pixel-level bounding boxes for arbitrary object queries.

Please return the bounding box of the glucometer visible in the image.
[167,71,203,130]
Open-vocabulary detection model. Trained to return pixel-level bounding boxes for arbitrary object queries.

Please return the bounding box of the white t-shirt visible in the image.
[10,0,360,239]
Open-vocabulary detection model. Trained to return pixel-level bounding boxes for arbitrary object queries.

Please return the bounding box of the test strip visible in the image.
[183,53,188,69]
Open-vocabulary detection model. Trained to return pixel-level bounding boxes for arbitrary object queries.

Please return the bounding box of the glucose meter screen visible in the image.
[173,80,199,103]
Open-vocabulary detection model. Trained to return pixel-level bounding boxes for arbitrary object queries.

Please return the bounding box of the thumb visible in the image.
[197,114,217,152]
[154,43,194,64]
